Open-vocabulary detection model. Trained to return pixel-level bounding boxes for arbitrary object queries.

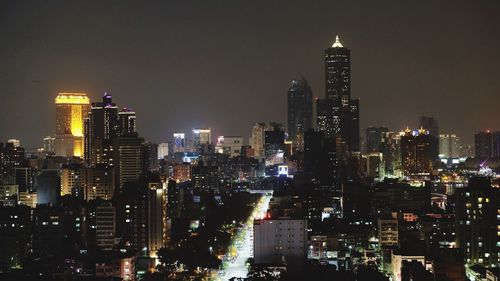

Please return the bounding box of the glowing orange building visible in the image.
[54,93,90,157]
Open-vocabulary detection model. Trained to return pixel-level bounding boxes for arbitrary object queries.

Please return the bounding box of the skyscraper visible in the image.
[250,122,266,159]
[474,131,500,159]
[325,36,350,106]
[400,128,433,176]
[439,134,461,158]
[118,108,136,136]
[366,126,389,153]
[172,133,185,153]
[316,36,360,153]
[84,93,118,167]
[54,93,90,157]
[115,133,146,190]
[287,78,313,140]
[192,128,212,147]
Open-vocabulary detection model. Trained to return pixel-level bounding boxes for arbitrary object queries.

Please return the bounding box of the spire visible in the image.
[332,35,343,48]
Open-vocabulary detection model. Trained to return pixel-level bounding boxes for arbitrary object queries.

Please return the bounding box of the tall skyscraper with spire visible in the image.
[316,36,360,153]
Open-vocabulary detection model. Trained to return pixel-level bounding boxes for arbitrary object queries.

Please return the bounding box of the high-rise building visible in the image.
[84,165,115,201]
[95,201,116,251]
[157,143,168,160]
[118,108,136,136]
[439,134,461,158]
[366,126,389,153]
[54,93,90,157]
[456,177,500,266]
[325,36,350,106]
[192,128,211,148]
[419,116,439,160]
[84,93,119,167]
[250,123,266,159]
[172,133,185,153]
[287,78,313,140]
[43,136,55,154]
[474,131,500,159]
[0,142,25,184]
[264,124,285,163]
[254,218,307,266]
[147,182,167,257]
[400,128,433,176]
[115,133,146,191]
[60,164,84,196]
[317,36,360,153]
[216,136,243,157]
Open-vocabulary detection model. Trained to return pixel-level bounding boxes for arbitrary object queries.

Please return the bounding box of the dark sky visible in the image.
[1,1,499,148]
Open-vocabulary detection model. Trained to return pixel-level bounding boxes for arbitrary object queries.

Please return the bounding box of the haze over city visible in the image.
[1,0,499,147]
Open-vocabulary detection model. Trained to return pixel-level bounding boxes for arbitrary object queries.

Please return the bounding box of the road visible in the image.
[214,191,273,281]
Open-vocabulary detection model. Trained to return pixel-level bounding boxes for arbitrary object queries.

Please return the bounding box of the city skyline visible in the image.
[1,1,500,147]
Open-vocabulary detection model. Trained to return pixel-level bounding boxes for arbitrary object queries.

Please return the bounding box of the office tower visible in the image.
[474,131,500,159]
[145,142,159,172]
[439,134,461,158]
[192,128,212,148]
[0,142,25,184]
[365,152,384,181]
[84,93,119,167]
[456,177,500,266]
[250,122,266,158]
[43,136,55,154]
[95,201,116,251]
[172,133,185,153]
[36,170,61,206]
[54,93,90,157]
[118,108,136,136]
[287,78,313,140]
[84,165,115,201]
[253,218,307,266]
[60,164,84,196]
[384,131,402,177]
[148,182,167,257]
[264,123,285,162]
[366,126,389,153]
[216,136,243,157]
[317,36,360,153]
[172,163,190,183]
[325,36,350,105]
[419,116,439,137]
[157,143,168,160]
[400,128,433,176]
[7,139,20,148]
[115,133,146,191]
[419,116,439,159]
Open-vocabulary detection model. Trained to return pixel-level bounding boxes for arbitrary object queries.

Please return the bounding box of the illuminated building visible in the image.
[317,36,360,153]
[172,163,190,183]
[400,128,433,176]
[157,143,168,159]
[172,133,185,153]
[18,191,37,208]
[54,93,90,157]
[7,139,20,148]
[378,218,398,247]
[43,136,55,154]
[325,36,350,105]
[250,122,266,159]
[60,164,84,196]
[216,136,243,157]
[192,128,211,153]
[84,165,115,201]
[115,133,146,190]
[147,182,168,258]
[439,134,461,158]
[253,218,307,266]
[264,124,285,165]
[84,93,118,167]
[287,78,313,140]
[474,130,500,159]
[456,177,500,266]
[95,201,116,251]
[118,108,136,136]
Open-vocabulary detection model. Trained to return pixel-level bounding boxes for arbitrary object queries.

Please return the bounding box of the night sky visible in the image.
[1,1,499,148]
